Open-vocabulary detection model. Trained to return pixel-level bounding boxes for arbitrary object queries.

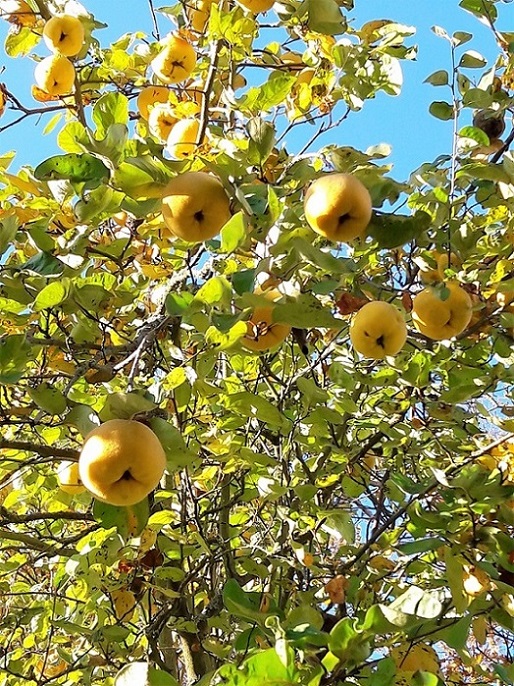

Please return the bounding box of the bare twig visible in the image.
[147,0,161,40]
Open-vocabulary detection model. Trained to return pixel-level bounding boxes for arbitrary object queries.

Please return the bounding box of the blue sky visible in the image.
[0,1,510,180]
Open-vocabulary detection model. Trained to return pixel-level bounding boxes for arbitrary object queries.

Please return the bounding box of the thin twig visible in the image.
[148,0,161,41]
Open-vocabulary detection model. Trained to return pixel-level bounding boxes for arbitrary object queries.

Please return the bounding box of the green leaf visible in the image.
[65,405,99,438]
[232,269,255,295]
[429,101,454,120]
[224,391,287,429]
[328,618,370,665]
[271,293,343,328]
[4,25,39,57]
[149,668,180,686]
[247,118,276,165]
[93,498,149,537]
[57,121,89,153]
[360,604,412,633]
[297,377,329,405]
[165,291,194,316]
[33,280,71,311]
[242,72,297,114]
[27,383,67,415]
[149,417,198,470]
[444,548,468,613]
[321,511,355,543]
[220,212,247,253]
[42,113,62,136]
[218,646,301,686]
[75,186,115,222]
[456,163,511,183]
[306,0,346,35]
[194,276,233,306]
[115,662,177,685]
[0,214,18,257]
[412,674,446,686]
[223,579,267,624]
[367,210,431,248]
[92,92,129,139]
[453,31,473,46]
[98,392,157,421]
[459,50,486,68]
[424,70,449,86]
[397,538,446,555]
[459,125,490,146]
[436,614,472,650]
[290,237,355,274]
[459,0,497,21]
[369,657,396,686]
[21,252,64,276]
[0,335,32,384]
[34,154,110,184]
[205,321,248,350]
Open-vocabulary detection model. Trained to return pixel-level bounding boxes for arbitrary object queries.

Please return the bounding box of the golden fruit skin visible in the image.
[137,85,170,120]
[151,34,197,85]
[304,173,372,243]
[237,0,275,12]
[161,171,231,243]
[43,15,85,57]
[78,419,166,507]
[412,282,473,340]
[242,306,291,352]
[166,117,200,158]
[350,301,407,359]
[57,461,86,495]
[187,0,214,32]
[419,250,461,284]
[242,288,291,352]
[34,54,76,96]
[148,102,178,142]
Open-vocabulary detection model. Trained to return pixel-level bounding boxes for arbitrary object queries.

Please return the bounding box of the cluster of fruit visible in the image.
[34,13,84,96]
[158,166,480,357]
[160,169,474,358]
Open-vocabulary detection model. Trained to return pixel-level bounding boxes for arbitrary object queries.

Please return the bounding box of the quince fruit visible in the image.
[412,282,472,340]
[304,173,372,243]
[161,171,231,243]
[350,301,407,359]
[43,14,85,57]
[57,461,86,495]
[34,54,75,96]
[137,85,172,120]
[166,117,200,158]
[242,288,291,352]
[78,419,167,507]
[237,0,275,12]
[151,33,197,85]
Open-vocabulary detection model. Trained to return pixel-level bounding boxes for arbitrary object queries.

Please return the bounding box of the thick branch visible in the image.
[0,529,75,557]
[0,439,79,460]
[0,508,93,523]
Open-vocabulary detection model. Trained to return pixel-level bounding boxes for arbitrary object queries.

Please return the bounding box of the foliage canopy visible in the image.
[0,0,514,684]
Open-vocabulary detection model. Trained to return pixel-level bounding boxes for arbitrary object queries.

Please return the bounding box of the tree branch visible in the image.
[0,439,79,460]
